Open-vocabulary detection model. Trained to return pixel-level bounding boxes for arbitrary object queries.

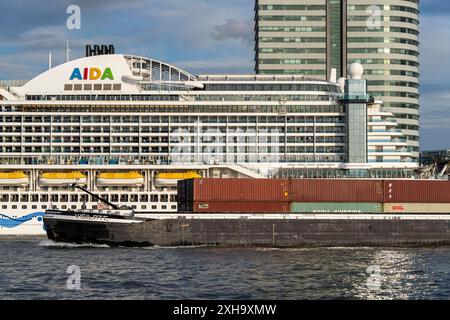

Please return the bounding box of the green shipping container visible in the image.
[290,203,383,213]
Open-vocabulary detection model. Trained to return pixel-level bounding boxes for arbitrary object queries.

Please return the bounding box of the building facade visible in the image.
[255,0,420,159]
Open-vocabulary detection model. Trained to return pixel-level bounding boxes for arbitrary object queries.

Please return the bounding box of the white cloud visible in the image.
[212,19,253,46]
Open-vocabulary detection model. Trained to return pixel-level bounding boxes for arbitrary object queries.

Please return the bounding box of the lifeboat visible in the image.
[97,171,144,186]
[39,172,87,186]
[0,171,29,186]
[154,171,202,187]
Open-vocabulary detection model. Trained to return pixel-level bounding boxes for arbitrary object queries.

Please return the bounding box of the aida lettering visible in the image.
[70,67,114,80]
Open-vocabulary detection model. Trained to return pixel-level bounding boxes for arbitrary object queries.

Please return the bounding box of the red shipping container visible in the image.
[193,201,290,213]
[384,180,450,203]
[290,179,384,203]
[192,178,290,202]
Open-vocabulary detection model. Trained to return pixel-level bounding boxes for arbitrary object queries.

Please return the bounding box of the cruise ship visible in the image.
[0,46,416,235]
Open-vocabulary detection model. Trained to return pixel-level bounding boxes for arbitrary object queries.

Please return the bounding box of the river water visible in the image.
[1,236,449,300]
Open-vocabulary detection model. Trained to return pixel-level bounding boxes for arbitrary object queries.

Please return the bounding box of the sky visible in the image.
[0,0,448,151]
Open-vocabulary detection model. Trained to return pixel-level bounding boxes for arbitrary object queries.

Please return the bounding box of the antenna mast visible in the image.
[48,51,52,70]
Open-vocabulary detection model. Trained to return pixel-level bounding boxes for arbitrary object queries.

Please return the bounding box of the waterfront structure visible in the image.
[0,51,414,235]
[255,0,420,159]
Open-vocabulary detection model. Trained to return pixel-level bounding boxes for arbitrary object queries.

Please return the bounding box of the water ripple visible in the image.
[1,237,450,300]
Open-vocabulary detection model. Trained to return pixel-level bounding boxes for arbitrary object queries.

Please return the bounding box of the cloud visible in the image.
[212,19,253,46]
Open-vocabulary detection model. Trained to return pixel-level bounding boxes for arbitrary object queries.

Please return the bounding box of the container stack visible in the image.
[289,179,384,213]
[383,180,450,213]
[177,178,450,214]
[178,178,290,213]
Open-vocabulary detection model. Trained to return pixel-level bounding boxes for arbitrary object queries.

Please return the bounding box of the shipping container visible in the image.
[182,178,290,202]
[193,201,290,213]
[290,179,384,203]
[290,203,383,213]
[383,203,450,214]
[384,180,450,203]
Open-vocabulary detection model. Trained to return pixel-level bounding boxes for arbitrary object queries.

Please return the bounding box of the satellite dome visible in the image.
[348,63,364,80]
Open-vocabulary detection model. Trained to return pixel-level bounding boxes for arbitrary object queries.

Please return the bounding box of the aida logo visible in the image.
[69,67,114,80]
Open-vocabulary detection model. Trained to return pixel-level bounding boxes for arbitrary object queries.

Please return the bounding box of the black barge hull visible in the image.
[44,214,450,247]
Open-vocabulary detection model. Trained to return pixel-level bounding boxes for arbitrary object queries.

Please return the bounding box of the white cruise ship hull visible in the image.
[0,210,46,236]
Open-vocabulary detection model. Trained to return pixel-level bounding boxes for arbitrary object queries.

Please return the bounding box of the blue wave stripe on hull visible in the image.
[0,212,45,228]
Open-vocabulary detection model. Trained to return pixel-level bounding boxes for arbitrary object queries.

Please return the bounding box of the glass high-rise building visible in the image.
[255,0,420,159]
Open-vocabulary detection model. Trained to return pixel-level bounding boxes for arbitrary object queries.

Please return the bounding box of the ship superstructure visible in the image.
[0,50,416,235]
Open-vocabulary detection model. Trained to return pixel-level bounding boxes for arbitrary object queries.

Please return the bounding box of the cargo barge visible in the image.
[43,210,450,247]
[43,179,450,247]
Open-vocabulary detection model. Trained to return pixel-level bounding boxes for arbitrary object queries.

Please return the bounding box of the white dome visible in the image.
[337,77,346,92]
[348,63,364,80]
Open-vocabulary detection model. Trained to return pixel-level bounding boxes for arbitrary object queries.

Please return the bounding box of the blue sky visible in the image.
[0,0,448,151]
